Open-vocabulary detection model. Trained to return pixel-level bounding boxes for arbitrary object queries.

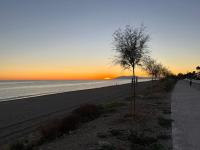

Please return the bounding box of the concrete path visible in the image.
[172,80,200,150]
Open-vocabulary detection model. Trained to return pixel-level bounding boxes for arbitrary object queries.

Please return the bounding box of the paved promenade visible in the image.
[172,80,200,150]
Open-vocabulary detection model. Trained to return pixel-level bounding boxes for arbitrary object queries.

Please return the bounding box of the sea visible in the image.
[0,79,149,102]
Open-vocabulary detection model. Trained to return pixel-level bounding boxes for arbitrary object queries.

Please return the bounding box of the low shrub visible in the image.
[101,101,125,112]
[60,114,80,133]
[158,116,173,129]
[161,79,177,92]
[129,130,157,148]
[9,140,33,150]
[39,119,62,141]
[157,134,171,140]
[109,129,123,136]
[11,104,104,149]
[162,109,171,114]
[150,143,165,150]
[72,104,102,122]
[97,141,115,150]
[39,104,102,143]
[9,141,25,150]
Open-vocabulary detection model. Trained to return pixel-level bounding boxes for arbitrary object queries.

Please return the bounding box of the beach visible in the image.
[0,81,151,144]
[0,79,134,102]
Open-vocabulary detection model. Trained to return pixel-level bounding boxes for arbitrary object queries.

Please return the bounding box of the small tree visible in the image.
[196,66,200,79]
[113,25,150,117]
[196,66,200,72]
[142,57,157,81]
[143,56,172,80]
[160,66,171,78]
[153,63,163,79]
[142,57,163,92]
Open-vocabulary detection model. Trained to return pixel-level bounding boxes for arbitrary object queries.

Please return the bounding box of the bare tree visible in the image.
[143,57,171,79]
[142,57,156,81]
[113,25,150,117]
[153,63,163,79]
[160,66,171,78]
[142,57,162,93]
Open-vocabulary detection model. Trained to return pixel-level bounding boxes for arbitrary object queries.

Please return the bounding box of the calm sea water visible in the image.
[0,79,149,102]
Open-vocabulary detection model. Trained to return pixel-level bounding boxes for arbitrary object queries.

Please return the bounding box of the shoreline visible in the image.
[0,79,151,103]
[0,82,130,104]
[0,81,151,144]
[0,79,132,103]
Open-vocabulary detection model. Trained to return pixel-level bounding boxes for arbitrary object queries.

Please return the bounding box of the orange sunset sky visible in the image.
[0,1,199,80]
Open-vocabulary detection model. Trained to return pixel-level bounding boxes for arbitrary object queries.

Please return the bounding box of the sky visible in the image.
[0,0,200,80]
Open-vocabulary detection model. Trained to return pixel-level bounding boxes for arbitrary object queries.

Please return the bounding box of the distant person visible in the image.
[189,79,192,87]
[136,76,138,84]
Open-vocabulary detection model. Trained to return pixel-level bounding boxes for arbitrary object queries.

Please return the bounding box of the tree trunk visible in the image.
[133,67,136,119]
[131,76,133,117]
[151,75,153,94]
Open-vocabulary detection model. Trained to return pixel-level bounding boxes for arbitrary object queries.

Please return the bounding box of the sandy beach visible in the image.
[0,81,151,144]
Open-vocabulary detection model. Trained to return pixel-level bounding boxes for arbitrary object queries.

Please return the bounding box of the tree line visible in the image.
[112,25,173,118]
[177,66,200,80]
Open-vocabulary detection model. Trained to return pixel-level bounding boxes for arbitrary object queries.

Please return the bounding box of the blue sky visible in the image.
[0,0,200,79]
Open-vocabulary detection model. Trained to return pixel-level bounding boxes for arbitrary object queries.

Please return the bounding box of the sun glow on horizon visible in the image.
[104,77,112,80]
[0,71,148,81]
[0,58,187,81]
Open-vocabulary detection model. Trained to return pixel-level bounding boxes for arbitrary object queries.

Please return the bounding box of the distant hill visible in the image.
[115,76,150,79]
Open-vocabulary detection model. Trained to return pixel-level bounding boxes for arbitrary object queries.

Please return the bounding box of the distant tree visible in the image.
[142,57,166,80]
[177,73,184,79]
[160,66,172,78]
[113,25,150,117]
[196,66,200,72]
[153,63,163,79]
[186,72,194,79]
[196,66,200,80]
[142,57,156,81]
